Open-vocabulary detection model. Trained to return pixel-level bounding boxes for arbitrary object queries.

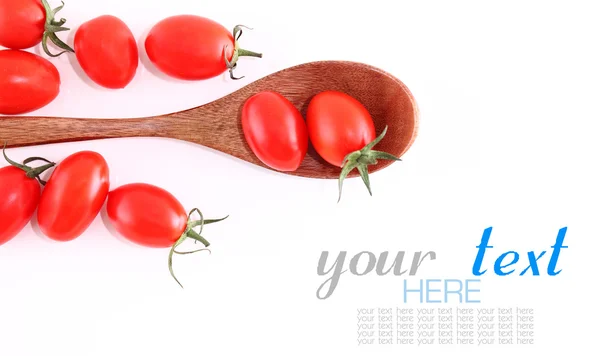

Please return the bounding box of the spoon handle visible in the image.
[0,116,165,148]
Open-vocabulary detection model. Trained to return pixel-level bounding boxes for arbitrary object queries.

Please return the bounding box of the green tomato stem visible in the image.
[189,216,229,228]
[186,229,210,247]
[2,142,55,185]
[337,126,402,202]
[166,209,229,288]
[237,48,263,58]
[40,0,74,57]
[223,24,262,80]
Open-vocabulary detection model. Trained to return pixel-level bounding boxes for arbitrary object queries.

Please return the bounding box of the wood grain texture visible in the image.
[0,61,419,179]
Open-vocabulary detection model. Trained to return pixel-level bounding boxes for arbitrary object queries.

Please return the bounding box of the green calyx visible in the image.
[223,25,263,80]
[338,126,402,202]
[2,143,55,185]
[40,0,75,57]
[168,208,229,288]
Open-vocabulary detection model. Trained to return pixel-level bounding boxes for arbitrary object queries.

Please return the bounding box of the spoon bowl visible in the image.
[0,61,418,179]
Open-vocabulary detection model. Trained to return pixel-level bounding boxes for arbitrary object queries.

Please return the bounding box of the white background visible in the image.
[0,0,598,355]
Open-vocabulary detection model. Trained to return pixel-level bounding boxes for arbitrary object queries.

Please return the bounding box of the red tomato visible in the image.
[306,91,376,167]
[107,183,188,248]
[0,49,60,115]
[145,15,262,80]
[242,91,308,171]
[107,183,228,288]
[0,0,74,56]
[0,0,44,49]
[306,91,400,201]
[0,167,41,245]
[0,148,55,245]
[74,15,138,89]
[37,151,110,241]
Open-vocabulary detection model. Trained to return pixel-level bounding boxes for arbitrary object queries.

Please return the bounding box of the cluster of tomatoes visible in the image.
[0,147,227,287]
[0,0,262,115]
[242,90,401,201]
[0,1,403,286]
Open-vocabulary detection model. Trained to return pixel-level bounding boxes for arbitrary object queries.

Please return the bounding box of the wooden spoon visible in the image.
[0,60,418,179]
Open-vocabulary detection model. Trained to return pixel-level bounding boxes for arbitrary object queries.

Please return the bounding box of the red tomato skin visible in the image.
[0,166,41,245]
[0,0,45,49]
[37,151,110,241]
[242,91,308,171]
[306,91,376,167]
[0,50,60,115]
[74,15,139,89]
[145,15,235,80]
[106,183,187,248]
